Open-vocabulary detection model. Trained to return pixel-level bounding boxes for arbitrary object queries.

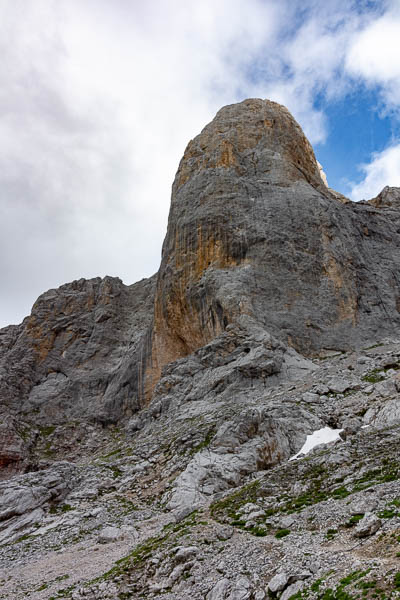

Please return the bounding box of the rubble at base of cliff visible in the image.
[2,341,400,598]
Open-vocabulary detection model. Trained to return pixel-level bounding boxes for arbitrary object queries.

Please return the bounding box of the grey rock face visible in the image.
[369,185,400,209]
[0,275,155,468]
[281,581,305,600]
[228,576,252,600]
[4,97,400,600]
[268,572,289,593]
[207,578,231,600]
[354,512,382,538]
[165,399,320,512]
[148,98,400,398]
[3,98,400,477]
[0,461,76,544]
[8,275,155,423]
[328,377,356,394]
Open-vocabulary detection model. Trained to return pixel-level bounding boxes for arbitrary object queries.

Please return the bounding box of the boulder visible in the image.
[98,526,124,544]
[281,581,305,600]
[354,513,382,538]
[207,578,231,600]
[268,572,289,593]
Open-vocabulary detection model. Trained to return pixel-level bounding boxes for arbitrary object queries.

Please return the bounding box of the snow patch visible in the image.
[289,427,343,461]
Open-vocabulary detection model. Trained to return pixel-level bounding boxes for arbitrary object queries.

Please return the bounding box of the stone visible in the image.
[173,506,195,524]
[278,515,295,529]
[268,572,289,593]
[281,581,305,600]
[97,526,124,544]
[354,513,382,538]
[217,526,234,540]
[69,488,98,500]
[374,379,397,397]
[341,417,362,435]
[376,398,400,426]
[328,378,353,394]
[174,546,198,562]
[348,498,378,515]
[207,578,231,600]
[0,461,76,544]
[0,507,44,544]
[228,576,252,600]
[302,392,320,403]
[357,356,371,364]
[168,563,191,586]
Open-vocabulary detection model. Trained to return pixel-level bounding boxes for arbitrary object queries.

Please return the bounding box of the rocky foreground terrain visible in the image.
[2,99,400,599]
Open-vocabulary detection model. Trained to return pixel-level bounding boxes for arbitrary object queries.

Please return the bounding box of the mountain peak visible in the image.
[174,98,323,192]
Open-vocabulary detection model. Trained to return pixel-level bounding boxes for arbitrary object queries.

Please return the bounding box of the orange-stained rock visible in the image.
[146,99,400,395]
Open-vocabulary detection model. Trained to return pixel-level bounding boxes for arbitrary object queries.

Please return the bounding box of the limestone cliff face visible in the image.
[149,98,400,388]
[0,276,155,425]
[2,97,400,468]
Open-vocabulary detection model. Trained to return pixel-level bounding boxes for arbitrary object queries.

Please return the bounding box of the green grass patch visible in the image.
[189,428,215,455]
[39,425,56,437]
[378,508,399,519]
[247,525,268,536]
[36,582,48,591]
[362,369,385,384]
[102,448,122,460]
[275,528,291,539]
[394,572,400,589]
[210,480,261,521]
[49,503,73,515]
[326,528,338,539]
[345,514,364,528]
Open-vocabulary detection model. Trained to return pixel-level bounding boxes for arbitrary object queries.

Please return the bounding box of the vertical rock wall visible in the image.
[147,99,400,393]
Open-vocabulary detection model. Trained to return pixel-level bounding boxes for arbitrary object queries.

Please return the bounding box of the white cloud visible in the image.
[345,2,400,108]
[349,143,400,201]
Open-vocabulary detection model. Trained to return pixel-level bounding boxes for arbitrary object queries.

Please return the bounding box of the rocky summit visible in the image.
[2,99,400,600]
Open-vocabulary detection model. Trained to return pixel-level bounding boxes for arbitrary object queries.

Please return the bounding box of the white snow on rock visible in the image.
[289,427,343,461]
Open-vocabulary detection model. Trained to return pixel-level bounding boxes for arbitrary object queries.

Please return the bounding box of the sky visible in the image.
[2,0,400,327]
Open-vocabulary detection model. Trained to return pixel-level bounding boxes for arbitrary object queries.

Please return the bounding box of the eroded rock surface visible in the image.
[150,99,400,391]
[2,99,400,599]
[0,275,155,469]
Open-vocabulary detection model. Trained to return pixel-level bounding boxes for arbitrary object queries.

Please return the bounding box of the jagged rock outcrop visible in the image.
[0,276,155,472]
[0,275,155,422]
[368,185,400,209]
[0,461,76,544]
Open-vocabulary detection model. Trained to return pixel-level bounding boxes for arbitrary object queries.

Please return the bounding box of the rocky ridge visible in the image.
[2,99,400,599]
